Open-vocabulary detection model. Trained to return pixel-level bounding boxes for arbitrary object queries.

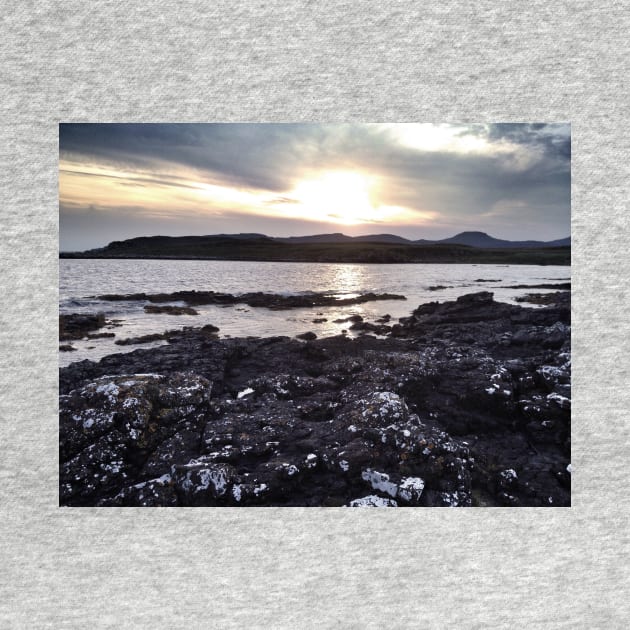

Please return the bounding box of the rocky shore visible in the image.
[59,291,570,507]
[96,290,406,310]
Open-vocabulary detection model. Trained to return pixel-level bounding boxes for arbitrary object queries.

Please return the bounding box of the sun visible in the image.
[293,171,375,225]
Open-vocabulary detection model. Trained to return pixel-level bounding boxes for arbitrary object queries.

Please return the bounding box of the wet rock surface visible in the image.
[144,304,199,315]
[515,291,569,305]
[60,313,107,341]
[114,324,220,347]
[97,290,406,310]
[60,292,570,507]
[503,282,571,290]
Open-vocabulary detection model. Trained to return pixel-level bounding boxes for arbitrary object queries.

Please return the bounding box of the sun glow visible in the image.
[384,124,494,154]
[285,171,420,226]
[292,172,374,225]
[59,159,430,231]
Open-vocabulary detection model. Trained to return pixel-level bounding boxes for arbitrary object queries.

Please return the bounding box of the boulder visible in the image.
[59,372,212,505]
[59,313,107,341]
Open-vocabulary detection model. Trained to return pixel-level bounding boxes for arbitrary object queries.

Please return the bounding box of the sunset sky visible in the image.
[59,123,570,251]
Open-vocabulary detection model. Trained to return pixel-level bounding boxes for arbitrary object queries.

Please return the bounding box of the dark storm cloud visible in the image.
[459,122,571,161]
[59,122,570,248]
[59,123,570,197]
[60,123,335,192]
[326,127,570,231]
[58,167,206,191]
[370,124,569,228]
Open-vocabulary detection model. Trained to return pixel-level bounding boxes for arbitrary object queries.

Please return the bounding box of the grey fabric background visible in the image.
[1,1,628,627]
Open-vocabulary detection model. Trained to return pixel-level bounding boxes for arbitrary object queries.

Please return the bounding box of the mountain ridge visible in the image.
[60,230,570,265]
[231,230,570,249]
[68,230,570,254]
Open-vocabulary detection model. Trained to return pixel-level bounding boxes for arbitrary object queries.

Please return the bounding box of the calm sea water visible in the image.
[60,259,570,367]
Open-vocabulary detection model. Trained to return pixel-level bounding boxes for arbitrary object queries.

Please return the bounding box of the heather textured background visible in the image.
[1,2,628,627]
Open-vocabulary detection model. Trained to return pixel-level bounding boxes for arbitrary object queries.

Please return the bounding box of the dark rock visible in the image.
[59,372,212,506]
[297,332,317,341]
[457,291,495,305]
[98,290,406,310]
[87,332,116,339]
[348,320,392,335]
[333,315,363,324]
[59,292,570,507]
[515,291,570,306]
[144,304,198,315]
[115,333,168,346]
[505,283,571,290]
[60,313,107,341]
[114,324,220,347]
[59,345,76,352]
[98,474,178,507]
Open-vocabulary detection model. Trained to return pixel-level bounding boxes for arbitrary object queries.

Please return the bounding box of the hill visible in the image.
[435,231,571,249]
[61,232,570,265]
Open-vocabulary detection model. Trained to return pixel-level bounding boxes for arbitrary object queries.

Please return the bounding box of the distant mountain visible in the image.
[352,234,412,244]
[65,231,572,254]
[271,231,569,248]
[97,231,568,249]
[61,230,570,265]
[209,233,271,240]
[275,233,355,244]
[430,231,570,249]
[544,237,571,247]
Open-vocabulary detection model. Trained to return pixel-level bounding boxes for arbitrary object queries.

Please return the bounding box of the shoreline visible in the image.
[59,254,571,266]
[60,291,571,507]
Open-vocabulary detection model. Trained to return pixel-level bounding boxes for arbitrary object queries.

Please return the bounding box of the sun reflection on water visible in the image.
[328,264,369,295]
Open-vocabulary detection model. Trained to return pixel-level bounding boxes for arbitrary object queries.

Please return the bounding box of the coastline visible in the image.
[60,291,571,507]
[59,249,571,265]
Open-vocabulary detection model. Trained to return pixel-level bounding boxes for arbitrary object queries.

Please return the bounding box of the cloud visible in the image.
[60,123,334,192]
[59,123,570,248]
[458,122,571,162]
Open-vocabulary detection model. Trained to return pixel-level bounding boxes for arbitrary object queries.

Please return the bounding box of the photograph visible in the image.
[59,122,571,507]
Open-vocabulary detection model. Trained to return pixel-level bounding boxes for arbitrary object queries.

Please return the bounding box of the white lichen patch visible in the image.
[280,463,299,477]
[71,409,115,431]
[130,473,171,490]
[500,469,518,481]
[347,495,398,507]
[440,491,462,507]
[547,392,571,409]
[94,381,120,404]
[122,397,140,409]
[397,477,425,503]
[537,364,566,384]
[103,460,122,474]
[304,453,318,469]
[361,469,398,498]
[253,483,268,496]
[196,467,229,496]
[232,484,243,502]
